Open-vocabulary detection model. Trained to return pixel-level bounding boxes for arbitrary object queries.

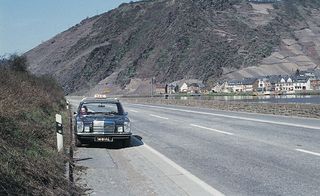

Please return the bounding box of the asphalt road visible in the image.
[68,97,320,196]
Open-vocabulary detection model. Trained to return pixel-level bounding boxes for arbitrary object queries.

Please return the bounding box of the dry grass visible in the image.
[0,70,81,195]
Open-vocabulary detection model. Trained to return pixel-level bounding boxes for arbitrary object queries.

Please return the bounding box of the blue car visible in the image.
[74,97,131,147]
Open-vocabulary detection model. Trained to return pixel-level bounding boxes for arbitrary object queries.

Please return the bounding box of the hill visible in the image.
[25,0,320,95]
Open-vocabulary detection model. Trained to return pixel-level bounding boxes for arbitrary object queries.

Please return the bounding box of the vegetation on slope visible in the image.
[0,55,80,195]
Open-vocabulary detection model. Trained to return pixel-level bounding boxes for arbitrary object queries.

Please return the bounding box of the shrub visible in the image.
[0,54,29,72]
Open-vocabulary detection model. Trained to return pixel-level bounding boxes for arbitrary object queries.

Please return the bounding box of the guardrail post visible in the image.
[66,100,70,110]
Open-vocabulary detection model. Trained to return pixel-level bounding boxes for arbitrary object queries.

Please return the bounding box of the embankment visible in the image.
[0,68,81,195]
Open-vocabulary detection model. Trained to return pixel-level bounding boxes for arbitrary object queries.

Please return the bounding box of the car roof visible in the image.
[80,97,120,104]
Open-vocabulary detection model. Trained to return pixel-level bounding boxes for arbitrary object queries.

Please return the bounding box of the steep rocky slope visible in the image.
[25,0,320,95]
[226,0,320,79]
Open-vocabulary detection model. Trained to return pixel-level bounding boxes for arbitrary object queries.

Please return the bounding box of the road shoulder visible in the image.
[74,137,223,196]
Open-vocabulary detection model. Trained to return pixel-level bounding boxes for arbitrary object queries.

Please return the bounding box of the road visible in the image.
[68,97,320,196]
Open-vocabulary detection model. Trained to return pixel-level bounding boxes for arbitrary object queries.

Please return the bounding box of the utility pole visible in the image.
[151,77,155,97]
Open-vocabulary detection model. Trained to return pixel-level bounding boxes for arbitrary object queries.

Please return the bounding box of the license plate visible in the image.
[93,121,104,127]
[96,137,113,142]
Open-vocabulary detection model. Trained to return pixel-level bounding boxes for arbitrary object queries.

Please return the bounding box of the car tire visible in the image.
[75,136,82,147]
[122,138,131,148]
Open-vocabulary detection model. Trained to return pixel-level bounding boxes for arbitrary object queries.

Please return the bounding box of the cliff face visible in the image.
[25,0,320,95]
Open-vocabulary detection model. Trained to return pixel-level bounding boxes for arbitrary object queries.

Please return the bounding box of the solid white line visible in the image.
[130,110,139,113]
[296,149,320,157]
[143,143,225,196]
[150,114,169,120]
[190,124,234,136]
[132,104,320,130]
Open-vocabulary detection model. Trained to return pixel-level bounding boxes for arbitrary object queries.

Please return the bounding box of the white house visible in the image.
[293,76,311,92]
[214,82,233,93]
[279,76,294,94]
[227,80,245,93]
[180,82,188,93]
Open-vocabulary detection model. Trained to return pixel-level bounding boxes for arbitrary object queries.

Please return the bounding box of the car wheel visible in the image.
[122,138,131,148]
[75,136,82,147]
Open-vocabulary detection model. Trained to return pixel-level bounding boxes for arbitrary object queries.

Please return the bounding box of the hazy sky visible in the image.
[0,0,134,55]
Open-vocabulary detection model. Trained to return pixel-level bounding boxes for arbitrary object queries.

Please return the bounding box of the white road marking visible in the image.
[296,149,320,157]
[143,143,225,196]
[150,114,169,120]
[190,124,234,136]
[130,110,139,113]
[132,104,320,130]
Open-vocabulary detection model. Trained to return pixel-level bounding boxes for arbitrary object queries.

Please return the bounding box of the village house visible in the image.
[167,84,176,94]
[311,79,320,90]
[213,78,258,93]
[298,69,316,79]
[222,82,233,93]
[266,75,281,92]
[227,80,244,93]
[215,68,320,95]
[292,76,312,92]
[291,69,319,91]
[180,82,188,93]
[279,76,294,94]
[255,77,272,94]
[188,83,201,94]
[212,81,230,93]
[155,84,167,94]
[179,82,205,94]
[212,81,225,93]
[242,78,258,92]
[312,69,320,90]
[274,76,285,92]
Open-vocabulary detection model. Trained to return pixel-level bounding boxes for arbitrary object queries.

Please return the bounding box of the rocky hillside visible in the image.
[25,0,320,95]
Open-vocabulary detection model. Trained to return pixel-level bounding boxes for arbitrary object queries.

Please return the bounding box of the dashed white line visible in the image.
[150,114,169,120]
[130,110,139,113]
[296,149,320,157]
[190,124,234,136]
[143,143,225,196]
[132,104,320,130]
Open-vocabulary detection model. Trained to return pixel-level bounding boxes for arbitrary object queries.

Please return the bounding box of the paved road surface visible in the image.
[68,97,320,196]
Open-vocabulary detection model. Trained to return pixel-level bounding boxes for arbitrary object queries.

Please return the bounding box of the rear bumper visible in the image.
[76,133,132,142]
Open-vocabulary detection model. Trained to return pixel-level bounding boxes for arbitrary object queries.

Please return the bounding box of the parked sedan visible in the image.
[74,97,131,147]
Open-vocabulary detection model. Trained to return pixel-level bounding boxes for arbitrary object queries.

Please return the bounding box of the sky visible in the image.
[0,0,134,56]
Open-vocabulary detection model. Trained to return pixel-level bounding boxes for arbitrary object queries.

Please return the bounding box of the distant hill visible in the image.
[25,0,320,95]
